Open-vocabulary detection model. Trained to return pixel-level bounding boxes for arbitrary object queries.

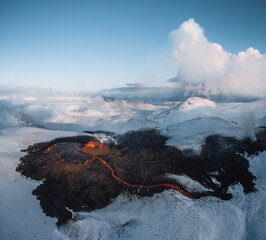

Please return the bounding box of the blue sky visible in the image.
[1,0,266,92]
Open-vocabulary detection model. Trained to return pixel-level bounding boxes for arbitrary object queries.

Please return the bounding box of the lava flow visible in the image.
[17,129,264,225]
[43,141,196,197]
[85,141,104,148]
[78,141,193,197]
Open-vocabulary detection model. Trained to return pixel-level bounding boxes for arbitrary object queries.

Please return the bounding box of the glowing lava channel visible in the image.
[90,154,193,198]
[44,142,195,198]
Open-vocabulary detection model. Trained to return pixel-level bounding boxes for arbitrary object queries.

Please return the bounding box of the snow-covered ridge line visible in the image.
[0,103,44,130]
[178,97,216,110]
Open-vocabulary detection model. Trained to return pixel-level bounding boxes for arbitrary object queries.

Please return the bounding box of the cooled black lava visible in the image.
[16,128,266,225]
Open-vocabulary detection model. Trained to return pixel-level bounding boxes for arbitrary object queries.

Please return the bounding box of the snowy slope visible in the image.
[0,104,43,130]
[146,98,266,128]
[57,191,246,240]
[178,97,217,110]
[160,117,245,154]
[0,127,76,240]
[0,104,28,129]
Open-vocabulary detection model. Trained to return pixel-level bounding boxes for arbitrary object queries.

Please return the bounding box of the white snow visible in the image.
[178,97,217,110]
[56,191,246,240]
[0,104,29,129]
[164,173,210,192]
[0,127,76,240]
[160,117,245,154]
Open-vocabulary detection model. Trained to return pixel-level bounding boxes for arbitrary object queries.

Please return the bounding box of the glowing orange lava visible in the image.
[85,141,104,148]
[84,159,94,167]
[44,148,51,154]
[44,144,57,154]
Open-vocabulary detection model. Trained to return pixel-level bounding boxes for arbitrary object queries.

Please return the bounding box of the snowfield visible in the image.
[0,128,76,240]
[0,96,266,240]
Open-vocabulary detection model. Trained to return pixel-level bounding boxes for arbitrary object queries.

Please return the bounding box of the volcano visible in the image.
[16,128,266,226]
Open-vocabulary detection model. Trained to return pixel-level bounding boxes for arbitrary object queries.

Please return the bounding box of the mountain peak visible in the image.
[178,97,216,110]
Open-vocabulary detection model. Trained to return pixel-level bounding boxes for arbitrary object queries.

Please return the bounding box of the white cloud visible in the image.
[169,19,266,98]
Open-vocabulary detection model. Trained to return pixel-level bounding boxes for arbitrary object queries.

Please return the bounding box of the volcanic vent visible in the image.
[16,128,266,225]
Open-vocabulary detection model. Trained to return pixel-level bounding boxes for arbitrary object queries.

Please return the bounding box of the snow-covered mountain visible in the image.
[0,103,44,130]
[178,97,216,110]
[111,97,266,138]
[161,117,244,154]
[0,104,26,129]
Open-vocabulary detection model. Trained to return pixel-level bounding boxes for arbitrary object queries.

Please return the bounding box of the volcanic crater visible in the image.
[16,128,266,225]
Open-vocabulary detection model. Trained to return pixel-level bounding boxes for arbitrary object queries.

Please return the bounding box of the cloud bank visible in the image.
[169,19,266,98]
[0,84,168,132]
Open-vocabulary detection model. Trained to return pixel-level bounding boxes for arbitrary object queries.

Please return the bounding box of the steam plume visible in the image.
[169,19,266,98]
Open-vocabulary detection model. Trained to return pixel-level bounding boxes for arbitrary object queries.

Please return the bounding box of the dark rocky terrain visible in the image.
[16,128,266,226]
